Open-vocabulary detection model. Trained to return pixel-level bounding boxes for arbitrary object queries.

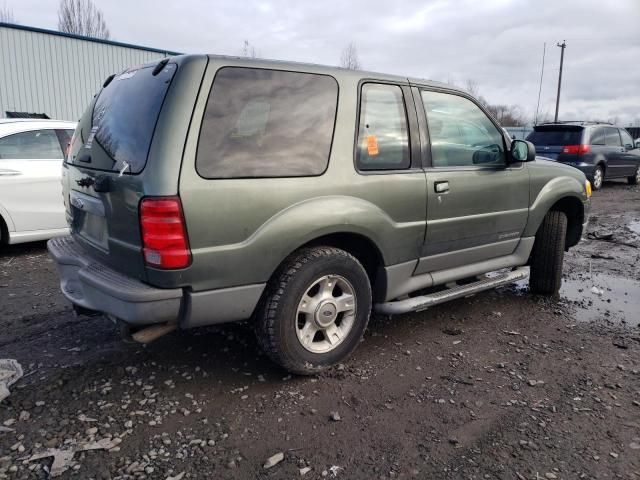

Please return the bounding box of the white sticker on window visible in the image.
[85,126,99,149]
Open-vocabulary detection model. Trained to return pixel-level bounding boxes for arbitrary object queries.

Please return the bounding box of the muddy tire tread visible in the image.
[255,246,371,375]
[530,210,568,295]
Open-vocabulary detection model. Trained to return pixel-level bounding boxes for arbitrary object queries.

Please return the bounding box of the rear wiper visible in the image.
[152,58,170,76]
[102,74,115,88]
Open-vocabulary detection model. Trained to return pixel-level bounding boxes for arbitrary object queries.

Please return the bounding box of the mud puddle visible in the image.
[561,272,640,326]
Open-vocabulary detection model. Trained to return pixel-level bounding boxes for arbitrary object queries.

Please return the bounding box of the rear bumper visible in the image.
[48,236,183,325]
[47,236,265,327]
[558,162,596,178]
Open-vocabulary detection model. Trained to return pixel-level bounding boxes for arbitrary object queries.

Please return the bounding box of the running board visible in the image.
[374,267,529,315]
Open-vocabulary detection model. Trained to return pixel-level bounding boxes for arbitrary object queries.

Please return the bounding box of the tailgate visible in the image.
[62,57,191,282]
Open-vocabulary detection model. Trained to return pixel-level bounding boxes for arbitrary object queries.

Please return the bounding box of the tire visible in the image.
[255,246,372,375]
[628,165,640,185]
[590,165,604,190]
[529,210,568,295]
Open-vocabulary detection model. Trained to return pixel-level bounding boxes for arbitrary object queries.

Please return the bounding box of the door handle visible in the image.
[0,169,21,177]
[434,181,450,193]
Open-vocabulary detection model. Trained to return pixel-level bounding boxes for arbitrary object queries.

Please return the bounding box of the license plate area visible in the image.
[70,190,108,251]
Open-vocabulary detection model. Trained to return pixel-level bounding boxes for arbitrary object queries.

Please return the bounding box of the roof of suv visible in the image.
[202,54,459,92]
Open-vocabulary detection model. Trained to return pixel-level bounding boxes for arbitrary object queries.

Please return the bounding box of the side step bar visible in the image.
[374,267,529,315]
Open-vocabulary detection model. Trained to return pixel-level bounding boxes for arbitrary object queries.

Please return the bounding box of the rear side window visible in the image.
[197,67,338,178]
[356,84,410,170]
[605,127,621,146]
[71,63,177,174]
[0,129,63,159]
[527,127,583,146]
[589,127,606,145]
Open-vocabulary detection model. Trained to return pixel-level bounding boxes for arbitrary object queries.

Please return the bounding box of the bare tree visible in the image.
[58,0,110,39]
[340,42,362,70]
[241,40,258,59]
[465,78,480,98]
[0,4,15,22]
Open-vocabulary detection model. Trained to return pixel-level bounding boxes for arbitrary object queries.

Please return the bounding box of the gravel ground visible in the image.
[0,181,639,480]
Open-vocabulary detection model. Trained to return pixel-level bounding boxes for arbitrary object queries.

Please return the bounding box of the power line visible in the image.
[534,42,546,126]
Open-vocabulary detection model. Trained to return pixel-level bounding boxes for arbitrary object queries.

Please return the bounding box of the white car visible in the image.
[0,119,76,244]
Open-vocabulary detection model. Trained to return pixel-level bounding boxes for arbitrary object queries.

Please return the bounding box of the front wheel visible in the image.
[255,246,372,375]
[628,165,640,185]
[530,211,568,295]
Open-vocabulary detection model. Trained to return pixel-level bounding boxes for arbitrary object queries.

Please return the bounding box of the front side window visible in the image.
[605,127,621,146]
[197,67,338,178]
[356,84,410,170]
[422,91,505,167]
[0,129,63,160]
[620,129,634,149]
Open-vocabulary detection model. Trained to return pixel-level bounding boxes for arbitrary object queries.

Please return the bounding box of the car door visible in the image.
[619,129,640,176]
[414,88,529,274]
[0,128,66,232]
[604,127,625,178]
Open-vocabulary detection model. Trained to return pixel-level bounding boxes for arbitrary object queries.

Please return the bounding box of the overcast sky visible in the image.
[6,0,640,126]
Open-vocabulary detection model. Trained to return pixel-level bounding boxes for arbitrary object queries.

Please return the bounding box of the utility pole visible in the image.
[554,40,566,122]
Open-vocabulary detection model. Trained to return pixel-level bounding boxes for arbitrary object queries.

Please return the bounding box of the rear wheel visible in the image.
[530,211,568,295]
[628,165,640,185]
[255,246,372,375]
[590,165,604,190]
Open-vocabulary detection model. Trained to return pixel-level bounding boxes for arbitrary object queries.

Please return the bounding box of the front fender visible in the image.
[524,174,588,237]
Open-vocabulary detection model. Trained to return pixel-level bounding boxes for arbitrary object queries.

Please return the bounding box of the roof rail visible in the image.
[540,120,613,126]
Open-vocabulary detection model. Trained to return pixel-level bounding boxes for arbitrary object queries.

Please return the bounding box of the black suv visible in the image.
[527,122,640,190]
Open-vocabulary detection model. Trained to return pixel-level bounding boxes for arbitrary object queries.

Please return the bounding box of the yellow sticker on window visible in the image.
[367,135,379,156]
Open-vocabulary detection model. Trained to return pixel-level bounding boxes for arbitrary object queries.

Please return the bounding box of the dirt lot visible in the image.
[1,181,639,480]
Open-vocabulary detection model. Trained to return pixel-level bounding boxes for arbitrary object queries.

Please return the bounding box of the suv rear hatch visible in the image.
[527,125,585,161]
[63,55,207,284]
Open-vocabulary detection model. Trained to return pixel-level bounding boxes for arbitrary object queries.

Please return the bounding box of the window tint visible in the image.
[0,129,63,159]
[356,84,410,170]
[78,63,177,174]
[605,127,621,146]
[526,127,582,146]
[197,67,338,178]
[421,91,505,167]
[589,127,606,145]
[620,129,634,149]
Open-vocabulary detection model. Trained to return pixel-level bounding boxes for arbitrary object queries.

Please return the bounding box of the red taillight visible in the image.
[140,197,191,269]
[562,144,590,155]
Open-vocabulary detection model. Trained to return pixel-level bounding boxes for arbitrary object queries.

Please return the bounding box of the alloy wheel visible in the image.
[295,274,357,354]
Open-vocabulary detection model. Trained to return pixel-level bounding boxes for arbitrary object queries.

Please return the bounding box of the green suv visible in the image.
[49,55,591,374]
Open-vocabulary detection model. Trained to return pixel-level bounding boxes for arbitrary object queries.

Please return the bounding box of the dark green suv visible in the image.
[49,55,591,374]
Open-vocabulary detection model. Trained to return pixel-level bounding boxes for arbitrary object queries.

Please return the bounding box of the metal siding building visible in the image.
[0,23,179,121]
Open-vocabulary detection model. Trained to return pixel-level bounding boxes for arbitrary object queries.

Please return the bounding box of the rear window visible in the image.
[526,127,583,146]
[196,67,338,178]
[71,62,177,174]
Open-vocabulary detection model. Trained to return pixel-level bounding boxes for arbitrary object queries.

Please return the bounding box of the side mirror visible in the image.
[635,141,640,149]
[510,139,536,163]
